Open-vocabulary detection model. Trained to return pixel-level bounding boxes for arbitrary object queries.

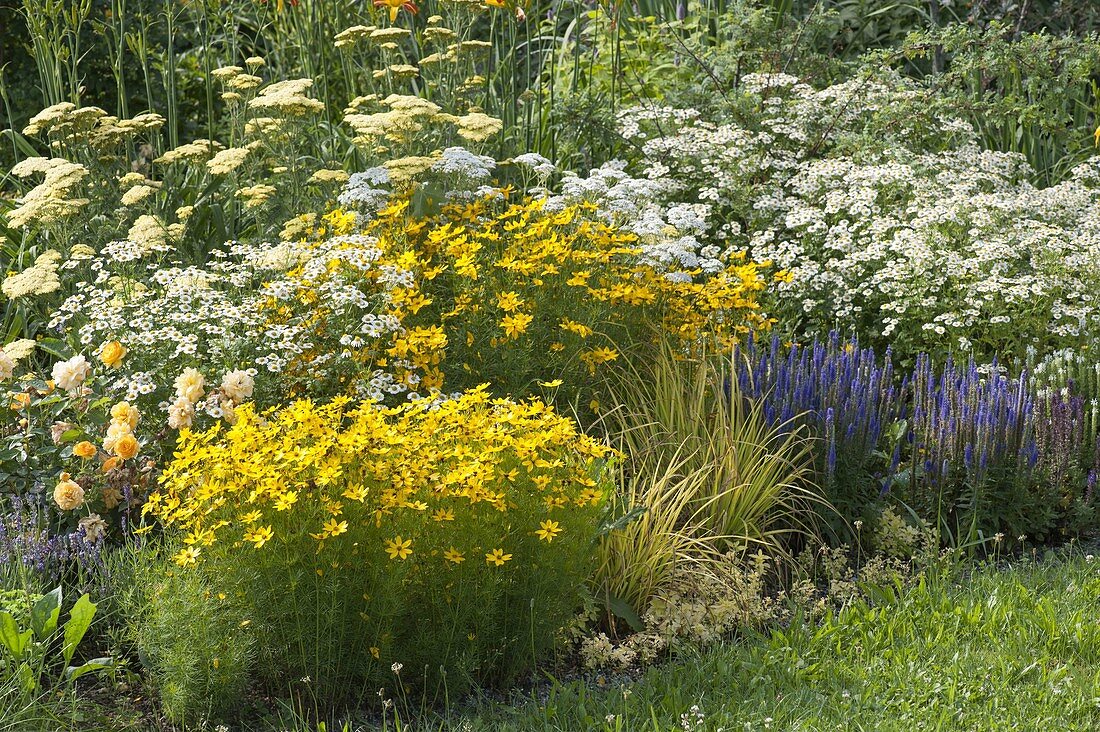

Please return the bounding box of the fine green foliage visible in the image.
[127,560,254,726]
[894,24,1100,186]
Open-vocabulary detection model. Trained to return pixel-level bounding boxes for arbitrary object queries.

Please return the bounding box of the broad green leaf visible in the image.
[15,662,37,693]
[607,595,644,633]
[0,612,33,660]
[62,594,97,667]
[59,428,83,443]
[31,587,62,640]
[65,657,113,682]
[32,337,68,360]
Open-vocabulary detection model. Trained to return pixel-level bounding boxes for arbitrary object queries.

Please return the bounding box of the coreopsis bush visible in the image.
[144,386,612,709]
[303,189,775,409]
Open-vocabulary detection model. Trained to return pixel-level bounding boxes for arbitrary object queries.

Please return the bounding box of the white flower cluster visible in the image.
[541,161,727,278]
[48,227,433,420]
[750,150,1100,356]
[246,234,426,403]
[603,71,1100,357]
[616,72,975,238]
[338,167,392,211]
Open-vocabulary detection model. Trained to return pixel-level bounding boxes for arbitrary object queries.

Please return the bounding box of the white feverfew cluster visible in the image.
[511,153,556,178]
[616,72,975,240]
[432,146,495,180]
[49,243,294,421]
[431,147,500,202]
[545,161,726,278]
[603,71,1100,357]
[749,149,1100,357]
[245,234,426,403]
[338,167,392,211]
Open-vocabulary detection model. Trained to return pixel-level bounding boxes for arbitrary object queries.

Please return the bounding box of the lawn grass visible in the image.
[436,551,1100,732]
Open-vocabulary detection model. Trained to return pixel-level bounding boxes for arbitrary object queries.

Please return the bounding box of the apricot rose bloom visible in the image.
[98,340,127,368]
[110,401,140,429]
[103,421,132,453]
[113,432,140,460]
[174,367,206,404]
[220,369,255,404]
[73,440,98,459]
[53,472,85,510]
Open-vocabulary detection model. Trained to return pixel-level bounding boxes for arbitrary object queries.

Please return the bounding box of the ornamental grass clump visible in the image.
[145,386,611,709]
[593,346,817,630]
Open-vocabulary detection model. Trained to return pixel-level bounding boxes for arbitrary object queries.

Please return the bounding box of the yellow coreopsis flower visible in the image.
[496,291,524,312]
[443,547,465,564]
[311,518,348,540]
[385,536,413,560]
[174,546,201,566]
[244,525,274,548]
[274,490,299,511]
[535,520,562,542]
[579,346,618,374]
[500,312,532,340]
[485,548,512,566]
[342,483,370,502]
